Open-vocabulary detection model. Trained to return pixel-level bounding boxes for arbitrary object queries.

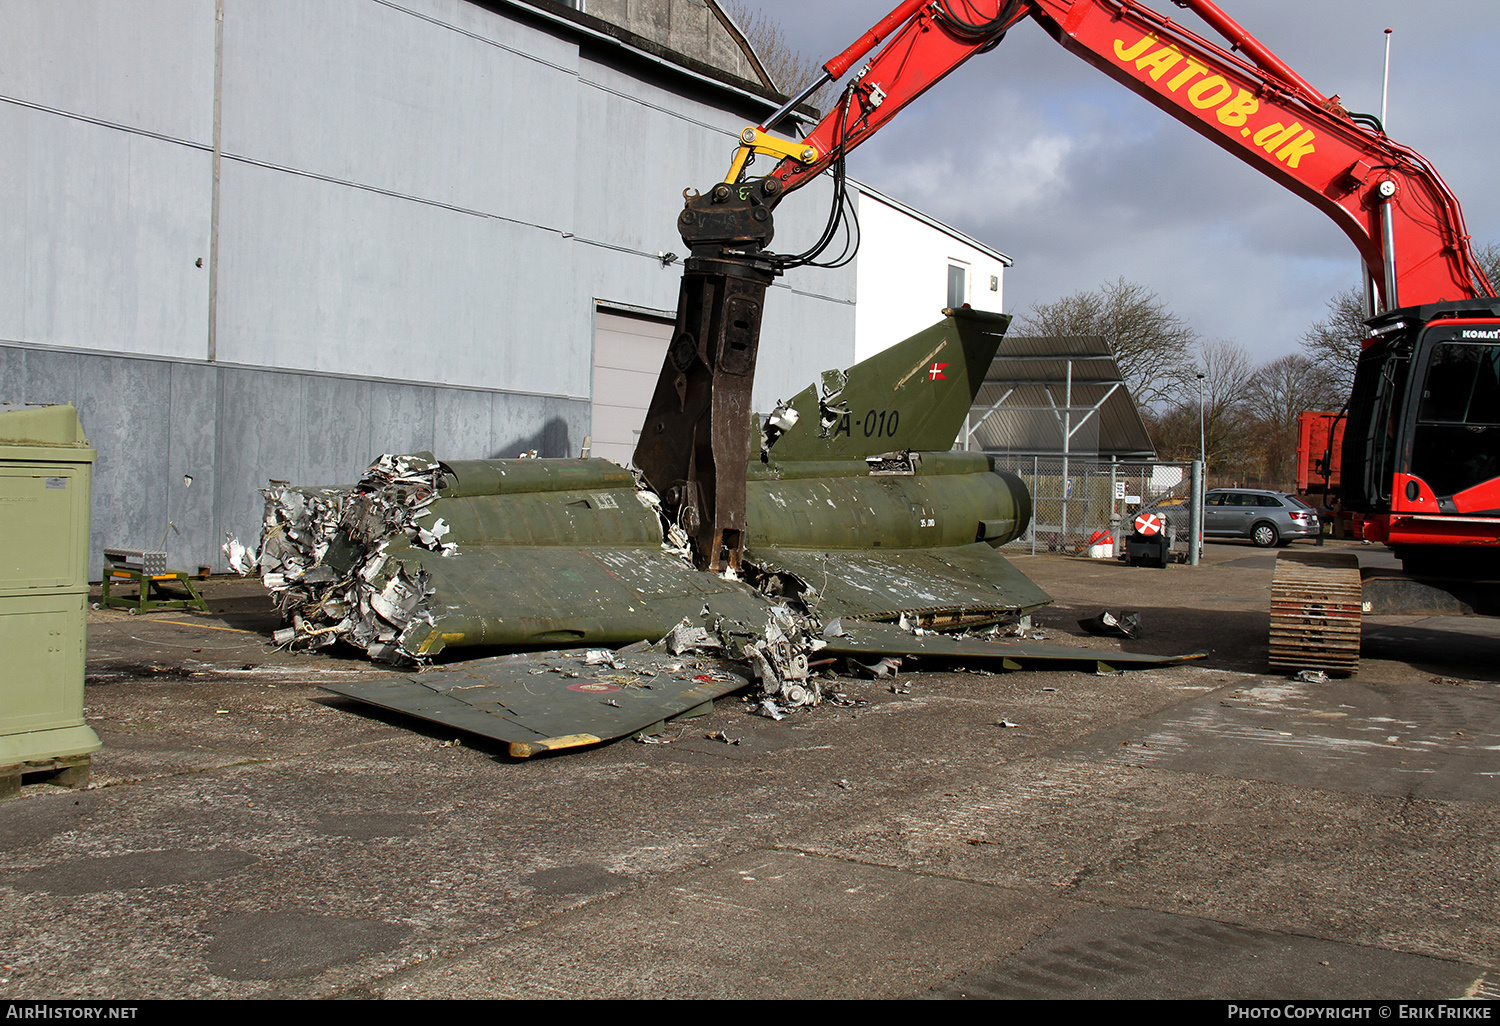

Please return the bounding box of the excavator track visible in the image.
[1268,551,1363,676]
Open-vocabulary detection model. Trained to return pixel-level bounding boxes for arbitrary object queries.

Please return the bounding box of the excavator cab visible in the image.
[1344,301,1500,573]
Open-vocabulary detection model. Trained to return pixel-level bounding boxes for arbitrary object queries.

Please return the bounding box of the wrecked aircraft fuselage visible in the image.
[257,447,1041,662]
[256,309,1044,663]
[248,310,1205,757]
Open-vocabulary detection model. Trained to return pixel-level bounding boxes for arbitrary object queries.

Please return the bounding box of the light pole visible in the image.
[1190,370,1206,567]
[1196,371,1206,470]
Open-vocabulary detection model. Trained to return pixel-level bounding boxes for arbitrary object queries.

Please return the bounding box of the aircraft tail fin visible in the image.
[766,307,1009,460]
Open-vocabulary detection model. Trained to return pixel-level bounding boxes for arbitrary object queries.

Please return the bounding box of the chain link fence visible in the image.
[990,455,1197,555]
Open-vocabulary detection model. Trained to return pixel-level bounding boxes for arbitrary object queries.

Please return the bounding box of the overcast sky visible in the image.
[731,0,1500,364]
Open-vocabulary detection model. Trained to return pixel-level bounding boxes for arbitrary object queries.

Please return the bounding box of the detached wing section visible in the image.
[747,542,1051,627]
[821,620,1207,672]
[322,645,753,759]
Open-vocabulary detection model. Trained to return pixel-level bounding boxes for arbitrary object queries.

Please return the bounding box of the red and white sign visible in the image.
[1133,512,1164,536]
[928,362,948,381]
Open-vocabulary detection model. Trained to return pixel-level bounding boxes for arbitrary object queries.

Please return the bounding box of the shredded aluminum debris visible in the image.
[856,656,902,679]
[236,454,451,663]
[754,698,787,720]
[664,620,721,655]
[993,614,1047,641]
[816,369,849,439]
[1078,610,1140,639]
[742,606,829,710]
[760,401,800,459]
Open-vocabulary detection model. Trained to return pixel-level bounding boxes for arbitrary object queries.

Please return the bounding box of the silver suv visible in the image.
[1204,489,1320,547]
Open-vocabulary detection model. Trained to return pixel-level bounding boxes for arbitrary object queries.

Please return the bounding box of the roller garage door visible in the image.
[591,309,673,467]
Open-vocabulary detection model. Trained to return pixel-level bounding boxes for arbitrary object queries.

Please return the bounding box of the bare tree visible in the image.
[1016,277,1197,409]
[1472,240,1500,297]
[1199,340,1258,473]
[718,1,834,108]
[1150,340,1256,473]
[1300,287,1366,392]
[1302,241,1500,391]
[1244,354,1345,489]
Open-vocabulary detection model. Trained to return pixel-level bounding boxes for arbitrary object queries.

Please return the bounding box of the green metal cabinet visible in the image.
[0,404,101,794]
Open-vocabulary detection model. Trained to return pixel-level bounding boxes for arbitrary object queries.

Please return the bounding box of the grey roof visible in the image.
[497,0,787,109]
[964,336,1156,458]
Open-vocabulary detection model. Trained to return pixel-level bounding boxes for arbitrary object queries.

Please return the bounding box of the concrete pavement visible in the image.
[2,540,1496,999]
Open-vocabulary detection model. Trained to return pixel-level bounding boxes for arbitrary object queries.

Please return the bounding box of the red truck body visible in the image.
[1296,411,1345,499]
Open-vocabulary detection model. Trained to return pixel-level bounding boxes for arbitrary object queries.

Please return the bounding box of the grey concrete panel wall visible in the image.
[538,396,585,457]
[75,357,174,573]
[0,0,215,144]
[201,359,586,575]
[492,390,551,458]
[433,386,496,460]
[222,0,579,230]
[704,8,761,86]
[0,348,25,403]
[214,368,306,566]
[10,347,83,408]
[213,160,583,395]
[369,381,438,458]
[167,363,220,575]
[0,103,213,359]
[302,375,375,485]
[664,1,710,64]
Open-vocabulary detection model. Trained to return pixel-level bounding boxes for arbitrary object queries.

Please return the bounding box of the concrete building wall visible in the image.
[0,0,855,576]
[852,182,1011,363]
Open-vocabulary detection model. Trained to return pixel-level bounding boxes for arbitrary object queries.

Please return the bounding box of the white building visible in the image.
[851,179,1012,362]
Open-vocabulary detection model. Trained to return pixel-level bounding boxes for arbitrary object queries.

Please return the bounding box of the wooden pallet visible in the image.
[1269,551,1363,676]
[0,754,92,801]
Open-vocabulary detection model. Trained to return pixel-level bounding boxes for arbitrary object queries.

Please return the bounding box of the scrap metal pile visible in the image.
[234,453,843,711]
[242,454,453,664]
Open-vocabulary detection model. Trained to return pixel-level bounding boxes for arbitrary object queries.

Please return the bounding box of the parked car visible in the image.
[1127,495,1192,539]
[1128,489,1321,548]
[1203,488,1320,547]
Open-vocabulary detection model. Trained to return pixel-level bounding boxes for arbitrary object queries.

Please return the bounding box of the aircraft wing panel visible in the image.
[819,620,1207,671]
[746,542,1052,625]
[322,647,753,758]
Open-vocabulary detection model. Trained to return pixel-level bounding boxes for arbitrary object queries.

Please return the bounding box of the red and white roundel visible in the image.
[1133,512,1164,536]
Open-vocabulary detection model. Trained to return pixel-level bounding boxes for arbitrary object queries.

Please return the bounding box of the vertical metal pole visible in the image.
[1197,371,1206,470]
[1061,361,1071,549]
[1031,455,1038,556]
[1189,459,1203,566]
[1110,456,1118,549]
[1380,185,1400,309]
[1381,27,1393,128]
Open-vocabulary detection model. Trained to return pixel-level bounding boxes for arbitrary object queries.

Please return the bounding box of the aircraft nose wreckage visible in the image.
[247,310,1201,757]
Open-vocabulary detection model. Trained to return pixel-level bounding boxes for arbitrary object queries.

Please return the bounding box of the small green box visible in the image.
[0,404,101,775]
